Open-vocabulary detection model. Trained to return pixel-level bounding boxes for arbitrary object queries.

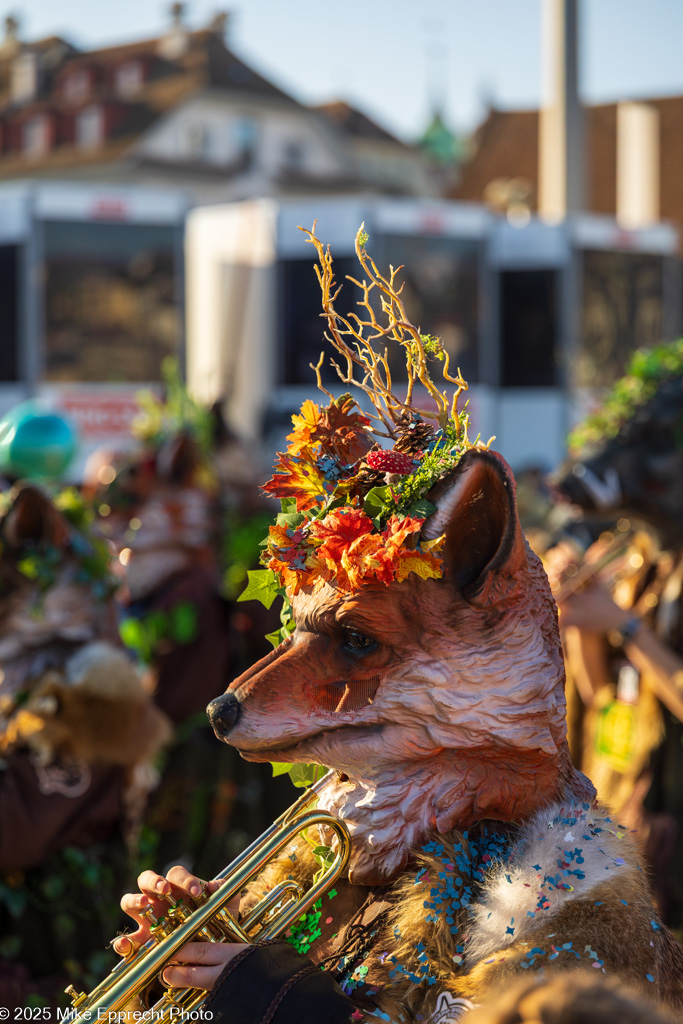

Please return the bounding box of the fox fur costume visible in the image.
[210,449,683,1022]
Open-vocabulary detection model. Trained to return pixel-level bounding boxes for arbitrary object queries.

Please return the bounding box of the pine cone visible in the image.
[394,418,436,456]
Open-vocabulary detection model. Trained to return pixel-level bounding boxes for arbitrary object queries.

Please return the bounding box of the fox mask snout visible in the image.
[209,450,594,883]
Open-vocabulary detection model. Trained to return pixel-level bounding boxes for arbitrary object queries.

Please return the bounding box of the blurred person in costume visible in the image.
[0,483,170,1008]
[551,339,683,930]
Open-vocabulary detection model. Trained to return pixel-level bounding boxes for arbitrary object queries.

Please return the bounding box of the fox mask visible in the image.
[209,449,594,884]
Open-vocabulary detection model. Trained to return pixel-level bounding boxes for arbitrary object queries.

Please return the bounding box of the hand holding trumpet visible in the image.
[115,866,248,992]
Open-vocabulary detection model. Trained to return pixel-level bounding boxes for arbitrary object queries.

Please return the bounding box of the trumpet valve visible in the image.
[167,900,193,925]
[141,905,159,927]
[151,916,174,941]
[65,985,87,1007]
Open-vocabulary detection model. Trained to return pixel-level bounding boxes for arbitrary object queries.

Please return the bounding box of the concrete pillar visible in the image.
[616,102,660,228]
[538,0,584,221]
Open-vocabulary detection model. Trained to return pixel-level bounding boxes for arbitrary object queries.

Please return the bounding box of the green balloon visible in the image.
[0,401,78,479]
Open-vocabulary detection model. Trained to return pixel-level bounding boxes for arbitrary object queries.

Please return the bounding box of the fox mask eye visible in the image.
[342,631,376,653]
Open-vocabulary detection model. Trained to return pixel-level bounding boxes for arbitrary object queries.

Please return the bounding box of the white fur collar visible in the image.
[467,802,638,963]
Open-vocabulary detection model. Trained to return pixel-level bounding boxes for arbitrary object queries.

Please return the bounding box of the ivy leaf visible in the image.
[276,512,306,530]
[265,617,295,650]
[270,762,325,788]
[288,763,326,788]
[312,845,335,868]
[406,498,437,520]
[237,569,280,609]
[313,495,347,521]
[363,485,391,515]
[280,498,298,514]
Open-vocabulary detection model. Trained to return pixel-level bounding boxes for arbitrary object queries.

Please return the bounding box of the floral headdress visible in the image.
[239,225,493,647]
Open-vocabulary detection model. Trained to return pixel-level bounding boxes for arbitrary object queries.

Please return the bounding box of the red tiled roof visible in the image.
[451,97,683,245]
[0,26,298,175]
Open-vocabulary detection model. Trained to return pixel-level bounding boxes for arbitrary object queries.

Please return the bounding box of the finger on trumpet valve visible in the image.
[167,901,193,925]
[151,917,174,941]
[141,905,160,927]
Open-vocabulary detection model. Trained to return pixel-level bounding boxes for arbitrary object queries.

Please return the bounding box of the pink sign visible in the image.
[58,393,141,441]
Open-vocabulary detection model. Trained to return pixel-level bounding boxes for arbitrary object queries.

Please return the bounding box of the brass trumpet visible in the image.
[65,775,350,1023]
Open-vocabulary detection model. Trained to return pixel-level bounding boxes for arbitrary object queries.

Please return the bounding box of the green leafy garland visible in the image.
[568,338,683,455]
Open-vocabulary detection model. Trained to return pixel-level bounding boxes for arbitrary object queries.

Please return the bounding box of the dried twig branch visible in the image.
[300,222,470,433]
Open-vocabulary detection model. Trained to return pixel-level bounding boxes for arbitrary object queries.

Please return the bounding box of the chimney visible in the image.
[616,102,660,229]
[158,2,189,60]
[11,51,38,103]
[538,0,584,221]
[0,14,21,57]
[209,11,230,44]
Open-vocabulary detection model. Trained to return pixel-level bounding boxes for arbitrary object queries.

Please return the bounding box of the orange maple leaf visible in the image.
[261,453,334,512]
[339,532,396,589]
[287,400,323,457]
[265,522,331,595]
[309,507,375,564]
[381,514,423,556]
[285,395,371,468]
[318,395,373,465]
[395,549,444,583]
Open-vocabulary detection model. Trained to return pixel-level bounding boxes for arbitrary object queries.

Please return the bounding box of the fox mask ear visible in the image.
[2,485,70,550]
[423,449,527,605]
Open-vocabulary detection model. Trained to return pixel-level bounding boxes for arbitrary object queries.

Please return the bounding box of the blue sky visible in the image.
[8,0,683,141]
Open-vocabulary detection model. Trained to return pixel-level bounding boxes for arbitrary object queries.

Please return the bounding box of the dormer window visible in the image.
[11,52,38,104]
[23,114,49,157]
[76,105,103,149]
[283,140,305,171]
[64,68,90,103]
[234,116,257,169]
[115,61,143,98]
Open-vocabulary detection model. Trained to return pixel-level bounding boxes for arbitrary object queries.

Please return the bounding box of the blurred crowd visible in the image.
[1,343,683,1019]
[0,363,290,1007]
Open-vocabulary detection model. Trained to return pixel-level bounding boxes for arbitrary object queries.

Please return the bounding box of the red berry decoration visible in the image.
[366,449,415,475]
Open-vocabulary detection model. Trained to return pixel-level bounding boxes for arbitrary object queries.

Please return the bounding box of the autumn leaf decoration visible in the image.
[242,225,494,634]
